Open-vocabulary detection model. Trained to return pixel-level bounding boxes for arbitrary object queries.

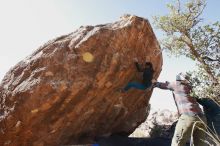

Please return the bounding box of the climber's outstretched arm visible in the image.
[153,81,174,91]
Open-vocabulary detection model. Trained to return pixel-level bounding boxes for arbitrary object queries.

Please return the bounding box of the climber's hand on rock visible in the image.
[152,79,157,84]
[152,82,159,88]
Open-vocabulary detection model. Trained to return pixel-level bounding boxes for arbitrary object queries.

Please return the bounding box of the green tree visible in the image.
[153,0,220,101]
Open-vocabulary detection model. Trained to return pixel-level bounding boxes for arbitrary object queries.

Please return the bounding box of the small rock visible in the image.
[50,129,56,134]
[105,82,112,88]
[4,140,11,145]
[15,121,21,128]
[45,71,54,76]
[31,109,39,114]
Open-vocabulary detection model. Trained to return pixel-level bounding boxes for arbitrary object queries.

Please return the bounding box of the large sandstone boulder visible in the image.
[0,15,162,146]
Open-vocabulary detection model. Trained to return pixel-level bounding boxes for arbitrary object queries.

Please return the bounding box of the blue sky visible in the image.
[0,0,219,110]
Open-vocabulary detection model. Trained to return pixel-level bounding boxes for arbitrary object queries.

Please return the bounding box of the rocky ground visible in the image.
[64,135,185,146]
[65,109,188,146]
[94,109,189,146]
[97,135,174,146]
[130,108,178,138]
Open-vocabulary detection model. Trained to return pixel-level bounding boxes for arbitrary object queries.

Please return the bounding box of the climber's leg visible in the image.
[123,82,147,91]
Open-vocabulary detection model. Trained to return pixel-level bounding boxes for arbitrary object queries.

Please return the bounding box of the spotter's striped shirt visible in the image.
[155,81,202,116]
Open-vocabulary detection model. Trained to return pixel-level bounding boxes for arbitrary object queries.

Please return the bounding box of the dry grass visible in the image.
[190,117,220,146]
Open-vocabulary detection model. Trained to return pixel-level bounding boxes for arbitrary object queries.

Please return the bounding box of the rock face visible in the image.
[0,15,162,146]
[131,109,178,138]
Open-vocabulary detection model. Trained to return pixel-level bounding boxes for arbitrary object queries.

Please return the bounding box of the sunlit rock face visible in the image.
[0,15,162,146]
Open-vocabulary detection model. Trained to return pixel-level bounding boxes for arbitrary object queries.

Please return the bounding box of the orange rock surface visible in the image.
[0,15,162,146]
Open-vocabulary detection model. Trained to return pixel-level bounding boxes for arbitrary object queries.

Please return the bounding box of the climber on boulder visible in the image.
[153,72,207,146]
[122,58,154,92]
